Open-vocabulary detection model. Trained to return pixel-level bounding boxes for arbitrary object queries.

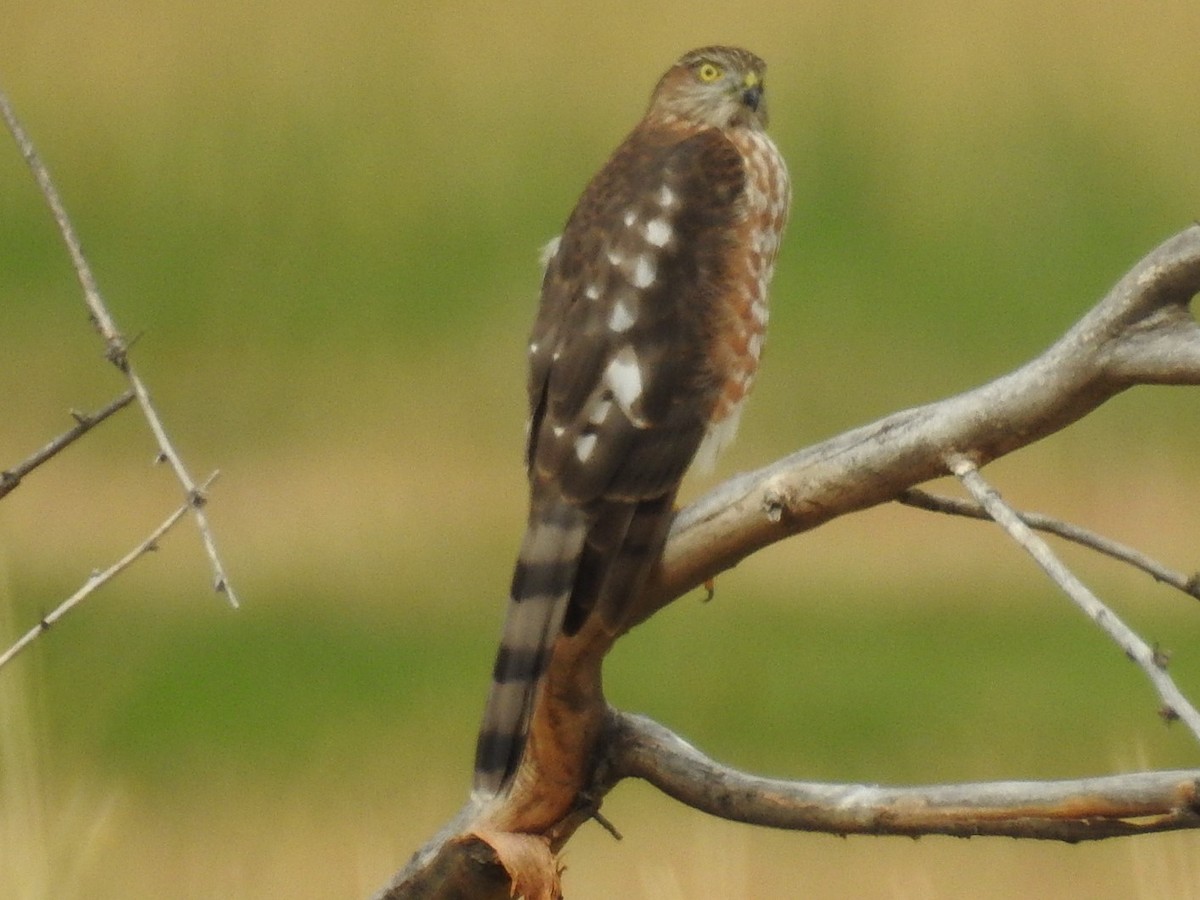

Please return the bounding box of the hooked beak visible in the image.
[742,83,763,112]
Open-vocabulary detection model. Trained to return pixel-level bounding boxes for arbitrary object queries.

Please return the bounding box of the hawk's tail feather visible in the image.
[590,492,676,628]
[561,493,675,636]
[473,500,589,795]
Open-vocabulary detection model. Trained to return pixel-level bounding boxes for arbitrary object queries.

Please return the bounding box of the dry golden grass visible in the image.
[5,768,1200,899]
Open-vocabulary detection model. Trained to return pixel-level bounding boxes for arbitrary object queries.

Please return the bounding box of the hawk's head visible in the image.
[649,46,771,130]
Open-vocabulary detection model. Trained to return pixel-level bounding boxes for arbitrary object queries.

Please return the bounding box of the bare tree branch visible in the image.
[0,391,135,501]
[379,226,1200,898]
[898,487,1200,599]
[0,473,219,671]
[0,85,238,607]
[637,224,1200,623]
[946,453,1200,741]
[604,710,1200,841]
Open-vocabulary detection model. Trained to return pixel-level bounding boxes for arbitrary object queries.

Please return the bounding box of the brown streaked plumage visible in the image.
[474,46,790,796]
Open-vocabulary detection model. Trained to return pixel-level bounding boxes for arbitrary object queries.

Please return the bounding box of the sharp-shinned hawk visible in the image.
[475,45,791,796]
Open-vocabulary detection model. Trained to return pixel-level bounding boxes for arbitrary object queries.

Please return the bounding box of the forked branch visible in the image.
[638,224,1200,620]
[947,454,1200,740]
[898,487,1200,599]
[0,86,237,606]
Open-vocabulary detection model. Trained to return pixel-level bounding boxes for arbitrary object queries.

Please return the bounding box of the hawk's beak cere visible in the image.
[741,72,763,112]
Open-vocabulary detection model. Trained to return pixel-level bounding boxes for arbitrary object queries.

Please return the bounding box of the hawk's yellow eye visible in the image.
[697,62,723,83]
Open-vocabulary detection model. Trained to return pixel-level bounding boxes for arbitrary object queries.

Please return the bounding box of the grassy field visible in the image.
[2,1,1200,897]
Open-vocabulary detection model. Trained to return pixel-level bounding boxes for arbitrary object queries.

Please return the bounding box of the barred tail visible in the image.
[473,499,588,795]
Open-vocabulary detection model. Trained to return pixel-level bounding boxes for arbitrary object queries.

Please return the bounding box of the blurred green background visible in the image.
[2,2,1199,897]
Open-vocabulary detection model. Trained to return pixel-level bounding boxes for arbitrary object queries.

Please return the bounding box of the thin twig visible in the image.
[0,92,122,352]
[946,453,1200,743]
[0,85,237,607]
[0,391,136,501]
[898,488,1200,599]
[0,473,219,671]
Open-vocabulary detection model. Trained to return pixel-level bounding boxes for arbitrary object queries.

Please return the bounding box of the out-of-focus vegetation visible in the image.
[1,2,1199,897]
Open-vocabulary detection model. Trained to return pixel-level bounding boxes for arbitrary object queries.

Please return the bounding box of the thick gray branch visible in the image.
[638,224,1200,621]
[605,711,1200,841]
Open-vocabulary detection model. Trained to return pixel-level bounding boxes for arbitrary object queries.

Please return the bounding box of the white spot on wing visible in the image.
[631,255,656,289]
[586,396,613,426]
[585,283,601,300]
[552,425,566,439]
[657,184,678,209]
[604,346,645,425]
[622,209,637,227]
[575,432,597,463]
[608,296,636,332]
[644,217,672,247]
[606,248,624,267]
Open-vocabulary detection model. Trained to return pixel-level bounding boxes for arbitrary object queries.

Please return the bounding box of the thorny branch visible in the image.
[0,85,237,607]
[947,454,1200,740]
[0,390,135,501]
[378,225,1200,899]
[0,473,220,671]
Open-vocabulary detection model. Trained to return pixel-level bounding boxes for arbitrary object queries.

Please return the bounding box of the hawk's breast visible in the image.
[693,127,791,471]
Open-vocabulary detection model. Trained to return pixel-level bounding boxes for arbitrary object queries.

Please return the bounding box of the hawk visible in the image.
[475,45,790,796]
